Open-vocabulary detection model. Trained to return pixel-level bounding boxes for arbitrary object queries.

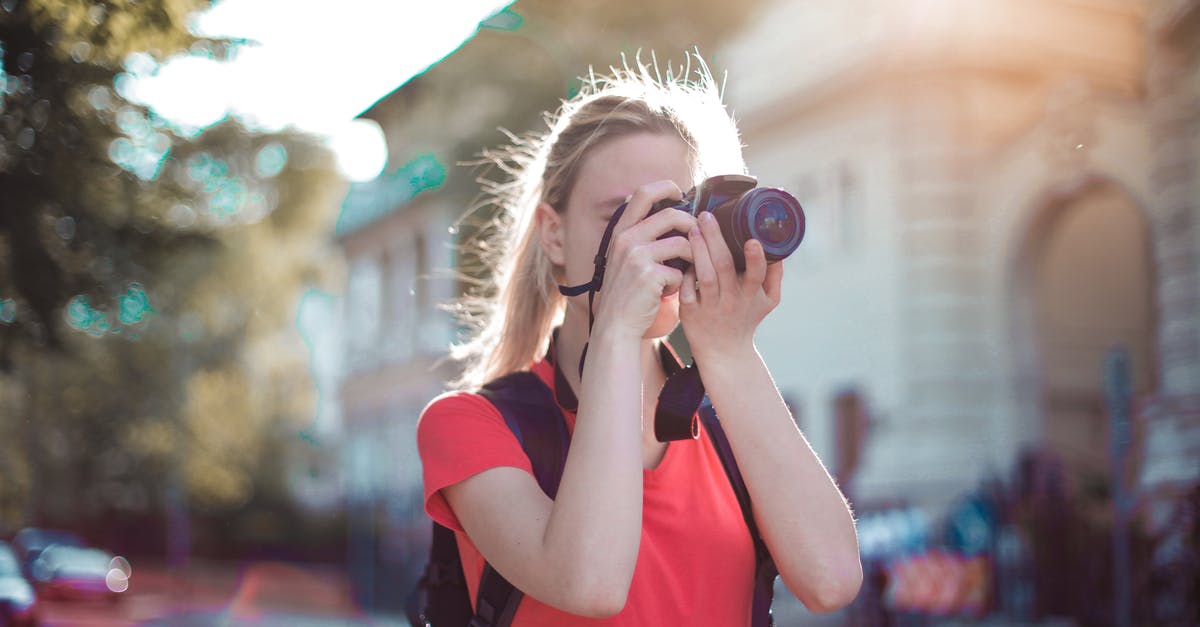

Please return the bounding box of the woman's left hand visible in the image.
[678,210,783,366]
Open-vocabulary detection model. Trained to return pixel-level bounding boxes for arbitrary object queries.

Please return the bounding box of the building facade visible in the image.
[719,0,1198,519]
[335,162,460,607]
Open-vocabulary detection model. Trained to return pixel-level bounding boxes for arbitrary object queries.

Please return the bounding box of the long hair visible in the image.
[451,52,746,389]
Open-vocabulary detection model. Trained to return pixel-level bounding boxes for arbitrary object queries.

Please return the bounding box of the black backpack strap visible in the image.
[408,522,472,627]
[699,403,779,627]
[463,371,570,627]
[480,372,571,499]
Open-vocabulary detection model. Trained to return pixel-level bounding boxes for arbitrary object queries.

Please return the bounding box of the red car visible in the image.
[29,545,130,602]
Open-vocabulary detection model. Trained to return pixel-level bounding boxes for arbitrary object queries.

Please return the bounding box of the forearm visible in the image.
[701,346,862,612]
[541,325,645,609]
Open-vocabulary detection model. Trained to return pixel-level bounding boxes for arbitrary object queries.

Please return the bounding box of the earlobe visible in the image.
[536,202,566,266]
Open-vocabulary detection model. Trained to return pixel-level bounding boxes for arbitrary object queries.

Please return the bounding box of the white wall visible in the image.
[740,94,903,483]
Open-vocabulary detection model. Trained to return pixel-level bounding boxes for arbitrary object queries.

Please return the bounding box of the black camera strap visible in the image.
[557,201,628,378]
[556,203,703,442]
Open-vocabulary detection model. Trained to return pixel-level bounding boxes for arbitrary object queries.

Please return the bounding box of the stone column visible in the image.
[887,75,998,510]
[1140,0,1200,504]
[1147,2,1200,400]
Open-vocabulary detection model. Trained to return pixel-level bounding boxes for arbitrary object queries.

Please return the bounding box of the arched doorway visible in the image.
[1018,179,1158,491]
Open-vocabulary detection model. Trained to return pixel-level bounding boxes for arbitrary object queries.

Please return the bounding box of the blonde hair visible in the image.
[451,52,746,389]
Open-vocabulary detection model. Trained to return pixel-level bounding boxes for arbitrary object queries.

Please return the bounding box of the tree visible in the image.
[0,0,345,543]
[0,0,219,365]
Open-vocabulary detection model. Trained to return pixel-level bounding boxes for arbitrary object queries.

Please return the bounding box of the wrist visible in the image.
[695,342,760,377]
[590,320,646,347]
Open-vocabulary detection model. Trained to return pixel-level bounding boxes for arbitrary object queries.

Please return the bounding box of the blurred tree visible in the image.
[0,0,219,364]
[0,0,344,541]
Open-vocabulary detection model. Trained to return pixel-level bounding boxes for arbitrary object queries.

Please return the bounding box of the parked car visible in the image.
[28,545,130,602]
[0,542,39,626]
[10,528,84,583]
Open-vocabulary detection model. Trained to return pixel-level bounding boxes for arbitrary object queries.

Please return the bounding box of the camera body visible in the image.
[645,174,805,272]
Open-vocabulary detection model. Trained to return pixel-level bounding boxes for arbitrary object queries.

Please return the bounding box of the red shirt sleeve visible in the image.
[416,391,534,532]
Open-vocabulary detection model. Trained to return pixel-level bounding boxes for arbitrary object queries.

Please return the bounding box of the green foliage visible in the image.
[0,0,344,537]
[28,0,210,67]
[0,0,215,361]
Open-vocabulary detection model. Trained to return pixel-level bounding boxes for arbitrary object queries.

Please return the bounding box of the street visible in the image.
[34,560,396,627]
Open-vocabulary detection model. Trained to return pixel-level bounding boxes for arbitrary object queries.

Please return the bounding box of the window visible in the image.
[833,388,869,499]
[346,258,382,354]
[835,162,860,253]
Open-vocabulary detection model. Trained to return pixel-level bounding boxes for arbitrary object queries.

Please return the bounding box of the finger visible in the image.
[613,180,684,235]
[699,211,736,295]
[743,239,767,292]
[764,259,784,305]
[658,266,685,298]
[689,223,718,299]
[679,268,697,306]
[621,204,698,243]
[642,235,694,265]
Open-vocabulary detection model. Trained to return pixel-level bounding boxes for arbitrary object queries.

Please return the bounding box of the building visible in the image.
[334,141,460,607]
[719,0,1198,546]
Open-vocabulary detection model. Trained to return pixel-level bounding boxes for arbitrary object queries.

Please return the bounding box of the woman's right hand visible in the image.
[590,180,698,339]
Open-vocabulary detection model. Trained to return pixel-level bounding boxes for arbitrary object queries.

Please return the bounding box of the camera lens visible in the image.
[739,188,804,260]
[753,200,794,246]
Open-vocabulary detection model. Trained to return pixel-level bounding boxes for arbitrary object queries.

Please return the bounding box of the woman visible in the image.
[417,54,862,625]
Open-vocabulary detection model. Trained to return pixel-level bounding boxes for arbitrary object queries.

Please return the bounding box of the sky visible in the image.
[126,0,512,181]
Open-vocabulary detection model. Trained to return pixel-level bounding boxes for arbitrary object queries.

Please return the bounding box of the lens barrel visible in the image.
[710,187,805,271]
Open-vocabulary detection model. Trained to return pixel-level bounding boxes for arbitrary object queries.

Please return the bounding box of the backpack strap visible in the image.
[467,371,571,627]
[699,402,779,627]
[408,522,472,627]
[480,372,571,499]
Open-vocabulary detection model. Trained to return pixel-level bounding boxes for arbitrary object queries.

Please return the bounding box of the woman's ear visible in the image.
[536,202,566,266]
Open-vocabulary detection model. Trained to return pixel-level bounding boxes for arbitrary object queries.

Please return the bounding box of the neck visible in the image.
[555,308,664,405]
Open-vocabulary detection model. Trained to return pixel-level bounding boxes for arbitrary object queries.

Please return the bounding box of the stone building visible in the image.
[718,0,1198,521]
[334,145,460,606]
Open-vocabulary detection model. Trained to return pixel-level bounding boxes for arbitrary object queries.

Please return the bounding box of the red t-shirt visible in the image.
[417,350,757,626]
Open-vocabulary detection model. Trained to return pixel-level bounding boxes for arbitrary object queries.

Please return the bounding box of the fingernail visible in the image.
[702,212,715,223]
[690,226,700,237]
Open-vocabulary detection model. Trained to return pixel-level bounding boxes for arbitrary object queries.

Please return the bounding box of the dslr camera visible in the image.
[643,174,805,272]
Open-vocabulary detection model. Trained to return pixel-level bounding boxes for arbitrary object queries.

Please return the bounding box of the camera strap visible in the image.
[557,201,628,377]
[555,203,704,442]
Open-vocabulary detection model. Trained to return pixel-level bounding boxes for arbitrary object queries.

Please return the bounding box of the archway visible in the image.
[1016,178,1158,491]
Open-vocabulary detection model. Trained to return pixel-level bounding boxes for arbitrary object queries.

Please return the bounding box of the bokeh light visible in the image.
[118,284,154,325]
[105,567,130,593]
[328,119,386,182]
[107,105,171,180]
[255,142,289,178]
[186,152,271,224]
[65,283,153,336]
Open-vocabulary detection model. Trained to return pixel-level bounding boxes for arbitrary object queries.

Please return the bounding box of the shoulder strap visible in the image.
[468,371,571,627]
[699,403,779,627]
[479,372,571,499]
[408,522,472,627]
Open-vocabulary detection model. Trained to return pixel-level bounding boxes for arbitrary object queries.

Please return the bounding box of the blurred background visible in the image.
[1,0,1197,625]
